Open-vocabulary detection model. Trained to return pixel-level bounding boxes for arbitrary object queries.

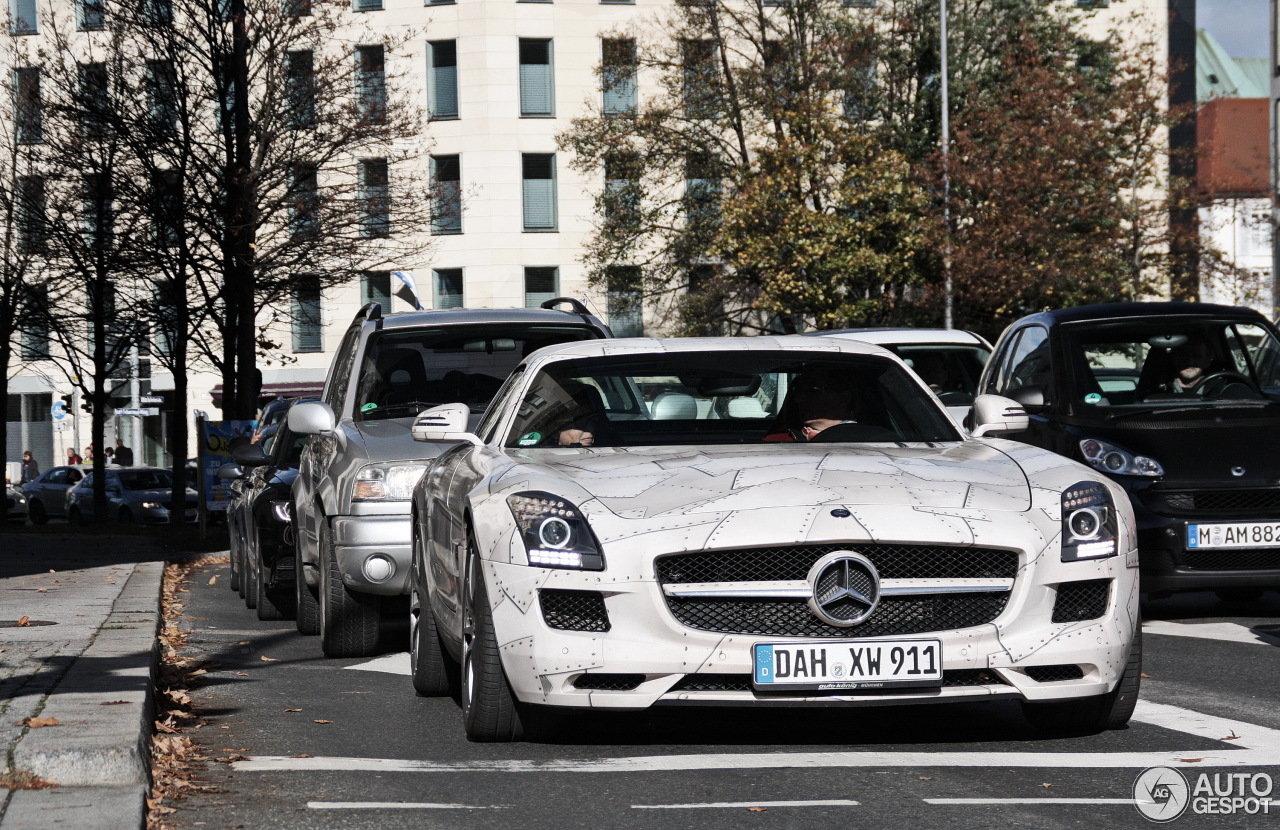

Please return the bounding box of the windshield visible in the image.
[117,470,175,490]
[354,324,601,421]
[887,343,991,408]
[504,351,959,448]
[1062,318,1280,414]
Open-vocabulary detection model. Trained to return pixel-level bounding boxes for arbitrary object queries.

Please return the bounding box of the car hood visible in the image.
[345,417,456,463]
[508,442,1034,515]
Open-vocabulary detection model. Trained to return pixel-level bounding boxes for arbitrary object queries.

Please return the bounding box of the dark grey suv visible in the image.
[289,299,611,657]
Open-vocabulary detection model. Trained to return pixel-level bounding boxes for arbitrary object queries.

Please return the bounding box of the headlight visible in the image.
[141,501,161,509]
[1079,438,1163,477]
[1062,481,1119,561]
[271,500,291,523]
[507,491,604,570]
[352,464,427,501]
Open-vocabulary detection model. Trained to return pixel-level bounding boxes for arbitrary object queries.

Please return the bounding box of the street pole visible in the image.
[940,0,953,330]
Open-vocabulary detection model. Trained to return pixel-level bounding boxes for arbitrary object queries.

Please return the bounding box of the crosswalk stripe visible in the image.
[633,800,859,809]
[1142,620,1280,647]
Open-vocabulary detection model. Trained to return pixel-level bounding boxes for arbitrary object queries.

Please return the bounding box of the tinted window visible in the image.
[890,344,990,407]
[117,470,174,490]
[325,327,361,414]
[1001,326,1052,398]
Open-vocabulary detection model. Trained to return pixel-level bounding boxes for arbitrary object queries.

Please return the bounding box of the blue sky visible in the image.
[1199,0,1268,58]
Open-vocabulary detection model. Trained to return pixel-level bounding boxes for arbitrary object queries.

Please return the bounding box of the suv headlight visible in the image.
[352,464,427,501]
[1079,439,1163,477]
[1062,481,1119,561]
[508,491,604,570]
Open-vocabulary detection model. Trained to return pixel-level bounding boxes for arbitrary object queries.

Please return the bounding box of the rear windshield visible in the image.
[354,324,601,421]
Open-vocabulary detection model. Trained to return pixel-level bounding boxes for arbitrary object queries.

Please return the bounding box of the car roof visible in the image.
[1011,302,1270,328]
[811,328,993,348]
[369,307,608,332]
[524,335,897,367]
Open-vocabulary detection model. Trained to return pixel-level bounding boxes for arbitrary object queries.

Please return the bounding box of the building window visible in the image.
[685,153,721,228]
[285,50,316,129]
[146,60,178,134]
[842,57,876,121]
[292,276,322,352]
[521,153,557,232]
[83,172,112,250]
[604,151,641,230]
[433,268,463,308]
[355,45,386,124]
[519,39,554,117]
[14,68,41,144]
[426,0,453,5]
[428,40,458,120]
[10,0,36,34]
[355,0,381,11]
[601,39,637,117]
[1075,0,1108,7]
[430,154,461,234]
[21,284,49,360]
[606,266,642,337]
[79,62,109,140]
[152,170,182,248]
[139,0,171,25]
[361,271,390,307]
[682,40,719,119]
[283,0,310,15]
[77,0,103,27]
[359,158,390,238]
[524,266,558,308]
[289,162,319,241]
[16,175,45,254]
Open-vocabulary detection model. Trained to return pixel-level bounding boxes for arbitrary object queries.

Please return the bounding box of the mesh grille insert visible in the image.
[1025,664,1085,683]
[573,674,644,691]
[656,544,1018,584]
[540,589,610,632]
[1150,488,1280,515]
[1051,580,1110,623]
[666,594,1009,638]
[1184,549,1280,571]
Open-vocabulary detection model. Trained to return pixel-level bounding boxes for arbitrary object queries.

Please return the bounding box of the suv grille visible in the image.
[1184,549,1280,571]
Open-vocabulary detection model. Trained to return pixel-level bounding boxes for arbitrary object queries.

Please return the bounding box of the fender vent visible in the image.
[1025,664,1085,683]
[1051,579,1110,623]
[540,589,610,632]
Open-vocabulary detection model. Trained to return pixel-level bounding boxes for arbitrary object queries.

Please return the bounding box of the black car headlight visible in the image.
[507,491,604,570]
[1079,439,1163,477]
[1062,481,1119,561]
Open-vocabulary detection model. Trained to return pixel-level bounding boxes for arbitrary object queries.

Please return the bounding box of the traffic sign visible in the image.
[51,401,68,421]
[140,395,164,404]
[115,407,159,417]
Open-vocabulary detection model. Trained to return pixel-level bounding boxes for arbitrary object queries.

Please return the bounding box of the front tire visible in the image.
[318,518,381,658]
[28,500,47,525]
[461,554,524,742]
[294,530,320,636]
[410,548,452,697]
[1022,629,1142,735]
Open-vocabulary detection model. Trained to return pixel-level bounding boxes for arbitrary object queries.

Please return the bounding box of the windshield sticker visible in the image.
[360,402,378,412]
[517,432,542,446]
[1084,393,1102,405]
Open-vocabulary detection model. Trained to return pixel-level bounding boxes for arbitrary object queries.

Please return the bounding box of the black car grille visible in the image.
[1184,549,1280,571]
[657,545,1017,638]
[573,674,645,691]
[1147,488,1280,517]
[164,500,198,511]
[540,589,610,632]
[1051,579,1110,623]
[667,669,1008,693]
[1025,664,1085,683]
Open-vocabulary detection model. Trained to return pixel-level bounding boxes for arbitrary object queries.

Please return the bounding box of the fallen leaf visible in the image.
[290,753,312,758]
[17,616,30,627]
[17,717,58,728]
[918,776,933,781]
[313,719,332,724]
[208,576,218,585]
[1179,758,1203,763]
[748,806,767,812]
[1041,783,1052,788]
[238,641,250,646]
[1223,731,1240,741]
[100,700,129,706]
[1140,673,1152,678]
[216,755,248,763]
[284,708,302,713]
[236,672,250,677]
[260,656,279,662]
[36,588,47,593]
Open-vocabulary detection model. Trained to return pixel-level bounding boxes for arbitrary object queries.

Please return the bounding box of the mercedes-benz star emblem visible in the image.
[806,551,881,627]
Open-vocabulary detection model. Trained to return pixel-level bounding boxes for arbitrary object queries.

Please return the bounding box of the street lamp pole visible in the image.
[940,0,952,330]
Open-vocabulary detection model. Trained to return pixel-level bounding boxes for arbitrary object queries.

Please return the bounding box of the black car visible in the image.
[979,301,1280,598]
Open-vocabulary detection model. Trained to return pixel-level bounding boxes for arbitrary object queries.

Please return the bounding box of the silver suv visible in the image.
[289,300,611,657]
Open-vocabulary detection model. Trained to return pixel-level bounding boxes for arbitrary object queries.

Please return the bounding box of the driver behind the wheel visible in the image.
[1163,340,1212,394]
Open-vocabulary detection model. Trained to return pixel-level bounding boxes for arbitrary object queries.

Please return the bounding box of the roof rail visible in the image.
[540,297,591,316]
[354,302,382,323]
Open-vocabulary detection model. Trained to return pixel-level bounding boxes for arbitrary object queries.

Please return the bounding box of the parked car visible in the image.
[289,299,613,656]
[66,467,199,525]
[978,301,1280,599]
[222,400,315,620]
[21,465,90,524]
[813,328,993,427]
[407,336,1140,742]
[6,484,28,522]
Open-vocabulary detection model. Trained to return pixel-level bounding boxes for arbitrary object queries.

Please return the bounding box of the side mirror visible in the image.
[970,394,1030,438]
[412,403,481,445]
[288,401,337,436]
[216,462,245,481]
[1006,385,1047,409]
[232,443,269,467]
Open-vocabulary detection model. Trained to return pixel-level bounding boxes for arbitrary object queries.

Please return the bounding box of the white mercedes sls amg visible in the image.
[407,337,1140,742]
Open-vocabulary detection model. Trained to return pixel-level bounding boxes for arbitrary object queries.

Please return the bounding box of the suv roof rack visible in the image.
[540,297,592,317]
[354,302,383,324]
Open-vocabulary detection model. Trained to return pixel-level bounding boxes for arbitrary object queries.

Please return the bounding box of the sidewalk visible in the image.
[0,535,172,830]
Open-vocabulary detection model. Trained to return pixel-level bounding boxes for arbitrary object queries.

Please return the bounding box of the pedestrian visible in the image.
[114,439,134,466]
[67,447,83,465]
[84,443,94,462]
[103,446,114,464]
[20,450,39,484]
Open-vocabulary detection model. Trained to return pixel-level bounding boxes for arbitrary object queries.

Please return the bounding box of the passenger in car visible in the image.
[765,368,857,442]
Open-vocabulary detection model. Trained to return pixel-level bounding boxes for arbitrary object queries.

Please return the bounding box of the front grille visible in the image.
[666,594,1009,638]
[1147,488,1280,516]
[1025,664,1085,683]
[1184,549,1280,571]
[573,674,644,691]
[656,544,1019,584]
[540,589,610,632]
[668,670,1008,693]
[1051,580,1110,623]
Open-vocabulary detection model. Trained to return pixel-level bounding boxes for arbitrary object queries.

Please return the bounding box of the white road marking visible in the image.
[1143,620,1280,647]
[345,653,411,675]
[309,802,503,810]
[925,799,1135,805]
[632,800,859,809]
[234,699,1280,773]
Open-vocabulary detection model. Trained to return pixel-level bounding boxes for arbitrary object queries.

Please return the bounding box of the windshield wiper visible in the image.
[1106,400,1271,422]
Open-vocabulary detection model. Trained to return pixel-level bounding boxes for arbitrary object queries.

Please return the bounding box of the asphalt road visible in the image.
[166,557,1280,830]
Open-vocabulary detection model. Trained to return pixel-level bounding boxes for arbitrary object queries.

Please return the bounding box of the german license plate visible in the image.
[752,639,943,692]
[1186,522,1280,549]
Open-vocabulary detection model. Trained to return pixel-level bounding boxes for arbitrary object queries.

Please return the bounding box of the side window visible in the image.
[46,469,66,484]
[476,366,526,443]
[1002,326,1052,397]
[1231,323,1280,388]
[982,331,1021,395]
[325,327,362,415]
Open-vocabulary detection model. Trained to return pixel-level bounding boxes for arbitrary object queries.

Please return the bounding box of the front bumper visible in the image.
[331,514,412,595]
